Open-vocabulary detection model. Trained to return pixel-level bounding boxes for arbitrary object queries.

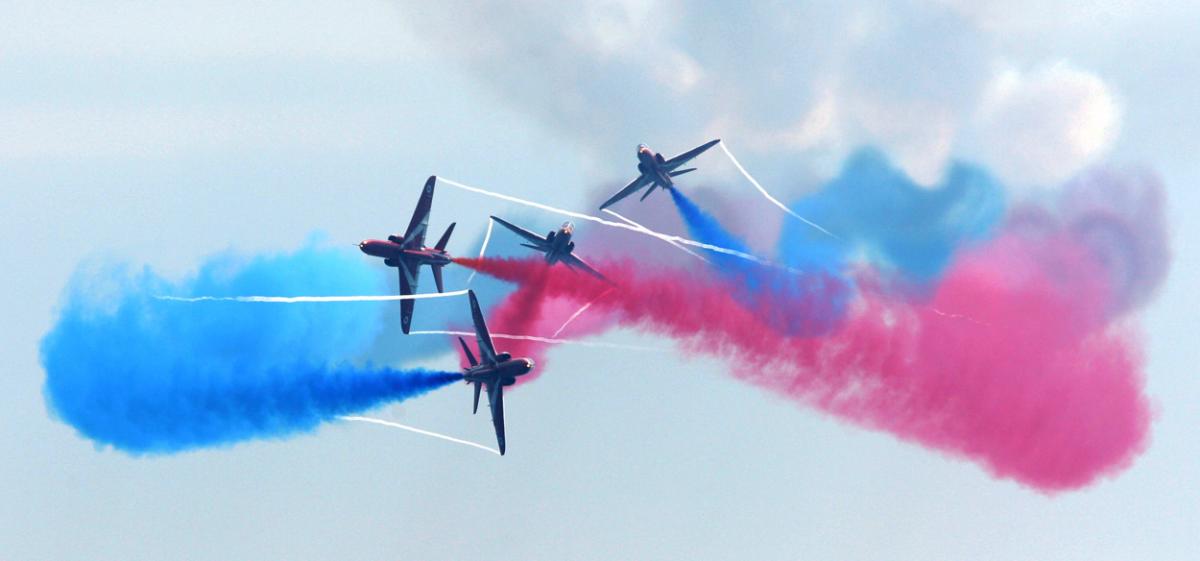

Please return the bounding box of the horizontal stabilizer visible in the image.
[669,168,696,177]
[435,222,455,251]
[458,336,478,367]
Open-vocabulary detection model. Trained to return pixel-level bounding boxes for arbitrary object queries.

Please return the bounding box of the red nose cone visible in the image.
[359,240,388,257]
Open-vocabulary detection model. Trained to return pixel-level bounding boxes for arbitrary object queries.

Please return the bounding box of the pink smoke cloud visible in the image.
[456,236,1151,492]
[456,268,618,385]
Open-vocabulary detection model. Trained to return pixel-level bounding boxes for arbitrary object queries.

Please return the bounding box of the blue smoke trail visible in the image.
[40,242,460,454]
[669,188,850,336]
[782,148,1005,285]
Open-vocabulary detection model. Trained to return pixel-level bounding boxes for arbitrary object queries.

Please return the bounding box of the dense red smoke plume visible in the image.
[455,237,1151,492]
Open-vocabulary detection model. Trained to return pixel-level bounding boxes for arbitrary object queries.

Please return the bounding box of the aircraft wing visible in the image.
[561,252,606,280]
[402,176,436,249]
[490,215,548,247]
[398,261,420,334]
[599,174,651,210]
[468,290,498,363]
[486,382,506,455]
[663,139,720,171]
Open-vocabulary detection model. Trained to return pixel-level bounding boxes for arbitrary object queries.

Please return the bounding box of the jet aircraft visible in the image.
[598,139,721,210]
[358,176,455,334]
[489,216,605,280]
[458,290,535,455]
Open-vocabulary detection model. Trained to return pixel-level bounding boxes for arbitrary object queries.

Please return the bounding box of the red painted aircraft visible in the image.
[359,176,455,334]
[458,289,534,455]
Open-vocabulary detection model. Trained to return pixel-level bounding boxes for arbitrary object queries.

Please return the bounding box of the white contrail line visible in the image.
[930,307,992,327]
[717,141,839,240]
[465,217,495,287]
[408,330,668,352]
[154,290,470,303]
[339,415,500,455]
[601,208,711,264]
[551,289,613,338]
[437,177,785,270]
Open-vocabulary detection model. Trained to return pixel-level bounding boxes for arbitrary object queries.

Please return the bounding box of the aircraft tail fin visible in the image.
[458,336,478,367]
[434,222,455,251]
[669,167,696,177]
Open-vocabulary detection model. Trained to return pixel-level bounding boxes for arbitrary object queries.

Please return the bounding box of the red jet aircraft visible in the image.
[359,176,455,334]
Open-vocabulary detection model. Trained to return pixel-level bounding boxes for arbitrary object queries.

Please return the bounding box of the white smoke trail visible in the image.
[339,415,500,455]
[551,289,613,338]
[601,208,711,264]
[154,290,470,303]
[465,217,495,287]
[408,329,668,352]
[436,177,788,270]
[717,141,839,240]
[930,307,992,327]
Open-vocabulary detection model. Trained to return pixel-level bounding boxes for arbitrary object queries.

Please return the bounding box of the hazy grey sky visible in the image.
[2,2,1198,559]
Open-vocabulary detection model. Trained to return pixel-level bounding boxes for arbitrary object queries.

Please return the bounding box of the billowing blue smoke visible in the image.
[41,243,460,454]
[669,147,1006,333]
[669,188,850,336]
[782,148,1005,285]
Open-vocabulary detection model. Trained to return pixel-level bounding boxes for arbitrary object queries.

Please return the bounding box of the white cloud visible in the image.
[848,96,958,186]
[930,0,1148,35]
[567,0,705,95]
[15,2,1123,189]
[975,61,1121,186]
[469,3,984,182]
[570,0,658,56]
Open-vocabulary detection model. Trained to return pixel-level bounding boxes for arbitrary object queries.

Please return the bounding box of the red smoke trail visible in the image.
[456,244,1151,492]
[465,267,547,371]
[460,264,617,384]
[504,293,620,385]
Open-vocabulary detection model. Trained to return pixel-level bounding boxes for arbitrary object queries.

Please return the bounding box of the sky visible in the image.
[2,1,1198,559]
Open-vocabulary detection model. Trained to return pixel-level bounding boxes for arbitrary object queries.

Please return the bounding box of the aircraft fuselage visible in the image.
[542,226,575,265]
[358,239,452,267]
[636,144,674,188]
[463,357,534,387]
